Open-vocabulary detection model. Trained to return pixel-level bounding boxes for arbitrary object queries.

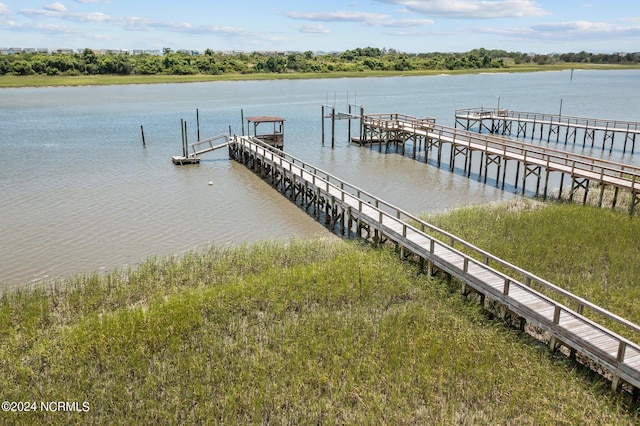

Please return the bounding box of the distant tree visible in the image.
[255,56,287,73]
[0,56,10,75]
[10,60,34,75]
[81,48,97,64]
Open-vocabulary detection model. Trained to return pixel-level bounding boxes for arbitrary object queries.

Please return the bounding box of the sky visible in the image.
[0,0,639,54]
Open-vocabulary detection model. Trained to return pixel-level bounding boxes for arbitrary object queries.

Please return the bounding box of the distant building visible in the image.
[177,49,200,55]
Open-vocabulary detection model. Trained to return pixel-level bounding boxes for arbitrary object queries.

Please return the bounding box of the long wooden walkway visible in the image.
[229,135,640,398]
[357,113,640,213]
[455,107,640,154]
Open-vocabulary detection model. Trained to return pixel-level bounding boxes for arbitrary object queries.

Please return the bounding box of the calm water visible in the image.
[2,70,639,287]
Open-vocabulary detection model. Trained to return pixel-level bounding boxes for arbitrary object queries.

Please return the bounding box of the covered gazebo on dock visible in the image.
[246,115,285,149]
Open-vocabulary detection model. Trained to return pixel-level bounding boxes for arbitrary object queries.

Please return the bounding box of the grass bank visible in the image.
[1,63,638,88]
[1,230,638,424]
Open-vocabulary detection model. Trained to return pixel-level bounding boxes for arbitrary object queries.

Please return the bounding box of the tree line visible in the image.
[1,47,638,77]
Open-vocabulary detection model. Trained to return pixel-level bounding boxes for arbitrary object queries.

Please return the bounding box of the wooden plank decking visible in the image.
[230,135,640,396]
[455,107,640,154]
[359,113,640,212]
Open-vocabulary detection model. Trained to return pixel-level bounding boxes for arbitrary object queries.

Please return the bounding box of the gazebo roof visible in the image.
[246,116,285,123]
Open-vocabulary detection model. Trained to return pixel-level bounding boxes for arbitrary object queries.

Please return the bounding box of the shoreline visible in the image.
[1,63,638,88]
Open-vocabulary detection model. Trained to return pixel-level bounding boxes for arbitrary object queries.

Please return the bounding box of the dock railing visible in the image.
[456,107,640,134]
[432,123,640,181]
[365,113,640,192]
[189,133,229,157]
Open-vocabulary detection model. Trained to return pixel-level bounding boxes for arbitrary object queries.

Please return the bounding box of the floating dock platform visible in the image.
[171,155,201,165]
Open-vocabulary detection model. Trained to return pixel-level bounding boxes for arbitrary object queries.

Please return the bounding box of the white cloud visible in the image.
[530,20,640,39]
[479,19,640,42]
[374,0,550,19]
[15,4,257,39]
[286,11,390,23]
[382,18,434,27]
[533,21,611,33]
[285,10,433,27]
[0,2,10,16]
[45,2,67,13]
[292,24,331,34]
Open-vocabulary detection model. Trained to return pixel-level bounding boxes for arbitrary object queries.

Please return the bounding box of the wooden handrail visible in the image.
[456,108,640,134]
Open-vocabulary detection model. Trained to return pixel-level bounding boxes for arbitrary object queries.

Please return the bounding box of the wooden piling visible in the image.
[180,119,186,157]
[196,108,200,141]
[321,105,325,145]
[140,125,146,147]
[331,106,335,149]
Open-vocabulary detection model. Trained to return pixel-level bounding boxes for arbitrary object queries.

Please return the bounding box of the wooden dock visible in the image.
[357,113,640,213]
[455,107,640,154]
[172,133,230,165]
[229,134,640,398]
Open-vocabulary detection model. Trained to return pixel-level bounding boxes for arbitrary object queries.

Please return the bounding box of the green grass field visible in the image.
[1,202,639,424]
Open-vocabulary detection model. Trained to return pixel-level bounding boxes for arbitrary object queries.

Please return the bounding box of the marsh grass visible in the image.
[424,200,640,340]
[1,237,638,424]
[1,63,638,88]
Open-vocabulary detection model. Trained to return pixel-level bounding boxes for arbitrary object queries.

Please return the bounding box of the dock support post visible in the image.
[583,180,590,205]
[598,184,605,207]
[501,159,508,190]
[412,134,417,159]
[140,125,146,147]
[183,119,189,157]
[543,167,550,201]
[348,104,352,142]
[360,106,365,141]
[612,376,622,393]
[180,119,184,156]
[331,106,336,149]
[196,108,200,141]
[321,105,325,145]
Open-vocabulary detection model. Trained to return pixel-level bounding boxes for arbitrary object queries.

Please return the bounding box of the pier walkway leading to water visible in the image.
[355,113,640,214]
[455,107,640,155]
[188,133,230,157]
[229,134,640,398]
[172,133,230,165]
